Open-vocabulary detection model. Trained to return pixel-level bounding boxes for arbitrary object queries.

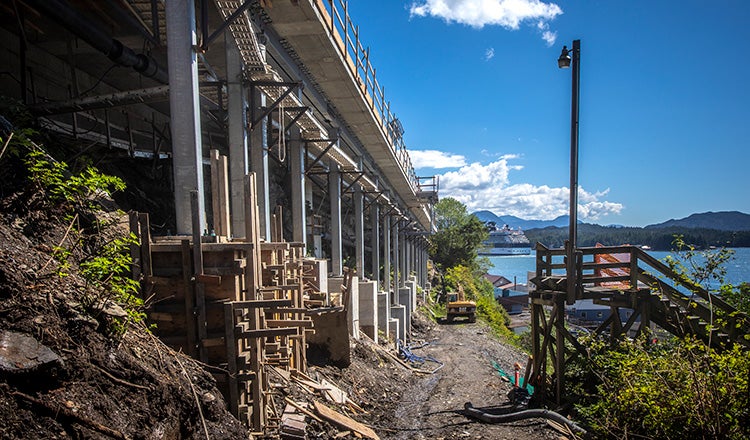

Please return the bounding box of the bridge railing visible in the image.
[315,0,419,193]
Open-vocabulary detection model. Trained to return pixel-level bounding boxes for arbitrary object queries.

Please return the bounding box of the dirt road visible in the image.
[384,319,558,440]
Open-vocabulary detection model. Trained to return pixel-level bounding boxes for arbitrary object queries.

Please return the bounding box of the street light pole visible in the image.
[559,39,580,305]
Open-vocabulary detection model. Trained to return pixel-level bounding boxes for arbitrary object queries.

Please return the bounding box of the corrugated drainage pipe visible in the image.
[463,402,587,436]
[25,0,168,84]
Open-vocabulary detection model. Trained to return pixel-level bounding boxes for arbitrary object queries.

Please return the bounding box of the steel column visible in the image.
[290,125,306,245]
[226,32,248,237]
[383,214,391,298]
[166,0,205,234]
[370,201,380,284]
[250,86,271,240]
[354,181,365,277]
[329,163,343,276]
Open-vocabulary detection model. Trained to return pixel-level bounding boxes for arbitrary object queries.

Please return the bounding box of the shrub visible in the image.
[444,265,512,338]
[576,337,750,439]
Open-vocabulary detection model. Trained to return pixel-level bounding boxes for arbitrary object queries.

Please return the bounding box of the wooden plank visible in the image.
[138,213,152,279]
[233,299,293,309]
[191,191,208,363]
[313,401,379,440]
[321,378,347,404]
[284,397,322,423]
[181,240,197,358]
[261,242,291,251]
[236,326,299,339]
[128,211,142,280]
[265,320,313,328]
[224,302,239,418]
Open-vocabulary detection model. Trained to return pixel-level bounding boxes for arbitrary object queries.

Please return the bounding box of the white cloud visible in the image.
[541,30,557,46]
[484,47,495,61]
[409,0,563,44]
[425,156,623,220]
[409,149,468,169]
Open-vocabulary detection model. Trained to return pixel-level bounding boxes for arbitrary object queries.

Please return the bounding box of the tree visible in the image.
[429,198,488,270]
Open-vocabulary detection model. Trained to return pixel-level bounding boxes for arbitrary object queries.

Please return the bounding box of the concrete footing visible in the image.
[329,275,359,339]
[398,287,412,340]
[377,292,390,342]
[406,277,418,311]
[390,304,406,344]
[307,309,350,367]
[358,280,378,343]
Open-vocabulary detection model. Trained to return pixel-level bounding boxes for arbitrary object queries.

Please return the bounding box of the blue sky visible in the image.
[345,1,750,227]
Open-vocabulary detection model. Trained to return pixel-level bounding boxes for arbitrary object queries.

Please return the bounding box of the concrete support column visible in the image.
[383,214,391,296]
[166,0,204,235]
[225,32,248,238]
[392,218,400,294]
[406,238,412,280]
[354,183,364,278]
[250,87,270,240]
[370,202,380,285]
[398,225,405,288]
[290,126,306,246]
[306,183,322,258]
[422,243,429,287]
[329,164,343,276]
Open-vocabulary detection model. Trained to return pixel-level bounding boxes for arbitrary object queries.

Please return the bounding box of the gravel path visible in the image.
[385,319,559,440]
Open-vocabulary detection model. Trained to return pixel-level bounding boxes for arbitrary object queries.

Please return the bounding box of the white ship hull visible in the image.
[479,247,531,256]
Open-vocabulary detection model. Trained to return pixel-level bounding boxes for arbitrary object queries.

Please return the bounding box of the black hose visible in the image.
[24,0,168,84]
[463,402,587,436]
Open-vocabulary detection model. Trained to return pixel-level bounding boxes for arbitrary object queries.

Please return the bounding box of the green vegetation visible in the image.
[526,223,750,250]
[571,239,750,438]
[443,265,512,338]
[427,198,512,338]
[575,338,750,439]
[8,130,146,336]
[429,198,488,271]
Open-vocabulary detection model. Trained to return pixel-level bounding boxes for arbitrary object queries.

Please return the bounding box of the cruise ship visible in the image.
[479,224,531,256]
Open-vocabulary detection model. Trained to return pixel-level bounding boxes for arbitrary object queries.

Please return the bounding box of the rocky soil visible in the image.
[0,168,249,439]
[311,314,564,440]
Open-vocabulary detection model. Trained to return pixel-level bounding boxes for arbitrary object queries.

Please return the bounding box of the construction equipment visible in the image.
[446,284,476,323]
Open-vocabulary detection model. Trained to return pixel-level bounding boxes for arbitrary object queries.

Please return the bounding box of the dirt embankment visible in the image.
[0,205,248,439]
[317,314,562,440]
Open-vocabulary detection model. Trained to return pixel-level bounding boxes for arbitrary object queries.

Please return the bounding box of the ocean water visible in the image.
[487,247,750,288]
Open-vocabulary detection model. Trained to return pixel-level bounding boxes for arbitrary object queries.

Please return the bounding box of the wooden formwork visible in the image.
[129,164,315,432]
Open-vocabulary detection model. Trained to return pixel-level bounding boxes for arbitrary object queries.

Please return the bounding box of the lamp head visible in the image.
[558,46,571,69]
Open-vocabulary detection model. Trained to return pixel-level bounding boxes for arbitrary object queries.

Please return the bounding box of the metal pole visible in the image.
[567,39,580,305]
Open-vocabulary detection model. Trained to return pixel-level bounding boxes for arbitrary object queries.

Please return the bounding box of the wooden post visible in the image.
[554,294,565,405]
[181,239,197,358]
[191,191,208,362]
[210,149,231,239]
[138,213,152,280]
[224,302,239,417]
[128,211,142,281]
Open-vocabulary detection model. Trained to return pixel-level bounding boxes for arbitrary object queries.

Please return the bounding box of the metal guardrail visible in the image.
[315,0,419,193]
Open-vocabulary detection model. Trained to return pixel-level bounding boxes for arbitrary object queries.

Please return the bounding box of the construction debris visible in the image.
[313,401,380,440]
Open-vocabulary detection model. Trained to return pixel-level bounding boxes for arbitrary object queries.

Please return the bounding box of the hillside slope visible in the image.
[0,157,247,439]
[646,211,750,231]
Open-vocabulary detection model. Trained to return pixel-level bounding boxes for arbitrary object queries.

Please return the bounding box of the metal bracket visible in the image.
[304,138,338,173]
[249,81,302,129]
[200,0,254,51]
[342,171,365,193]
[364,191,385,211]
[267,106,309,146]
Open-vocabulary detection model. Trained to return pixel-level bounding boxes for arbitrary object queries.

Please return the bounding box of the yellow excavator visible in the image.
[446,284,476,323]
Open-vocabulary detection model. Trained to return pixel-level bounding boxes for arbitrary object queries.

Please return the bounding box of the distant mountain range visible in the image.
[472,210,750,232]
[473,210,572,230]
[645,211,750,231]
